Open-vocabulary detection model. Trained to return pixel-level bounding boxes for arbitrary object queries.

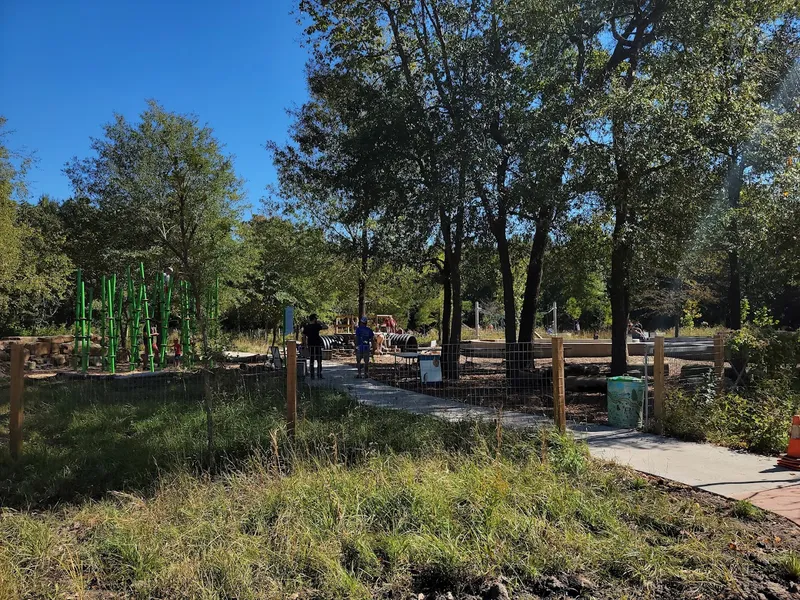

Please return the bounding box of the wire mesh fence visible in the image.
[298,341,557,421]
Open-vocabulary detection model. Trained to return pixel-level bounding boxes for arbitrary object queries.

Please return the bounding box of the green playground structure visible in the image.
[72,265,220,373]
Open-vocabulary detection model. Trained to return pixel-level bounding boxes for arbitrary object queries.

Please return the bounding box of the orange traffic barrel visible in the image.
[777,416,800,470]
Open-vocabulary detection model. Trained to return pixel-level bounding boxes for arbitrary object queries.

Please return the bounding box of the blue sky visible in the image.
[0,0,309,211]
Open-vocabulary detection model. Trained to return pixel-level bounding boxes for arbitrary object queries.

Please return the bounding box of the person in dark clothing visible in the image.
[302,313,328,378]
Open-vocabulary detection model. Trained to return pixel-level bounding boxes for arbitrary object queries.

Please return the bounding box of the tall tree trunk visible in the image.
[358,224,368,318]
[609,206,631,376]
[726,157,745,330]
[518,205,554,344]
[495,223,517,345]
[609,105,632,377]
[441,260,451,347]
[440,194,465,380]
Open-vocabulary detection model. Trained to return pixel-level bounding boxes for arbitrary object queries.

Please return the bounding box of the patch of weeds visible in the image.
[778,552,800,581]
[731,500,764,522]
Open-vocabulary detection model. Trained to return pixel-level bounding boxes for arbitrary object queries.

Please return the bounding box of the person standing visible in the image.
[302,314,328,379]
[354,316,374,378]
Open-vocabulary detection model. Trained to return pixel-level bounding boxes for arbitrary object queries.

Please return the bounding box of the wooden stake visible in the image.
[714,332,725,390]
[204,369,215,469]
[551,336,566,433]
[9,343,25,459]
[653,336,665,433]
[286,340,297,439]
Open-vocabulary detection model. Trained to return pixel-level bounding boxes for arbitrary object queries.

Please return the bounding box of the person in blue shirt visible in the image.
[354,316,374,379]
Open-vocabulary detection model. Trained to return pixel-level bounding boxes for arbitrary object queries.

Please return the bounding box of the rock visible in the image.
[0,351,9,362]
[789,582,799,594]
[24,361,37,371]
[49,335,74,344]
[762,582,792,600]
[34,340,51,355]
[89,343,102,356]
[53,355,67,367]
[567,574,595,591]
[481,582,509,600]
[89,356,102,367]
[536,576,567,595]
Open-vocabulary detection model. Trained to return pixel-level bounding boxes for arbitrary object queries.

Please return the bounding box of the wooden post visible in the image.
[653,336,665,433]
[714,332,725,390]
[286,340,297,439]
[203,369,215,469]
[551,336,566,433]
[9,343,25,459]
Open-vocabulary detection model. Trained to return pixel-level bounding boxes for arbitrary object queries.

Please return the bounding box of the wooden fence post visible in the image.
[286,340,297,439]
[9,343,25,459]
[653,336,665,433]
[551,336,566,433]
[203,369,215,469]
[714,332,725,391]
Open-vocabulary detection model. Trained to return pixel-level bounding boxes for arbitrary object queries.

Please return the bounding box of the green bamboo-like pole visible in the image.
[115,276,123,365]
[101,275,107,371]
[128,266,142,371]
[73,269,82,369]
[140,263,155,372]
[81,285,92,372]
[159,271,174,368]
[107,275,117,373]
[181,280,192,368]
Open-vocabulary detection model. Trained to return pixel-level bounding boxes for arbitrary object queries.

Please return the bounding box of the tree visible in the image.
[231,215,346,339]
[66,101,247,344]
[268,66,413,317]
[686,3,799,329]
[0,120,72,334]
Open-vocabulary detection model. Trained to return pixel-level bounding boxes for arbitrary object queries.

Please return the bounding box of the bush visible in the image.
[662,325,800,455]
[663,386,799,455]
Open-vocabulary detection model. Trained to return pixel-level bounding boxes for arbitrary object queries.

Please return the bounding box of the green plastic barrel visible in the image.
[607,376,646,429]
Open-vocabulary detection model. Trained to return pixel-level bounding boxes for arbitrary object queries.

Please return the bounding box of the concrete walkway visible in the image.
[316,362,800,524]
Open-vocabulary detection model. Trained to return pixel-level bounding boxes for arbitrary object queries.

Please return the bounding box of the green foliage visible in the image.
[663,381,799,456]
[741,298,751,325]
[778,552,800,581]
[564,297,582,321]
[0,122,73,334]
[731,500,764,522]
[65,101,247,320]
[752,306,779,328]
[681,299,702,330]
[728,326,800,384]
[233,215,348,331]
[1,378,795,598]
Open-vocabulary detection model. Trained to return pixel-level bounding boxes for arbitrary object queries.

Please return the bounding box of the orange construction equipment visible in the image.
[777,416,800,470]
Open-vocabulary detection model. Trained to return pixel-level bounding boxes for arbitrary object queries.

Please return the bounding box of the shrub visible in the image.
[663,378,799,456]
[662,388,708,443]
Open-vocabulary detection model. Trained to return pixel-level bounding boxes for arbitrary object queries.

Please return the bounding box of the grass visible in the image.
[779,552,800,581]
[732,500,765,521]
[1,376,799,599]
